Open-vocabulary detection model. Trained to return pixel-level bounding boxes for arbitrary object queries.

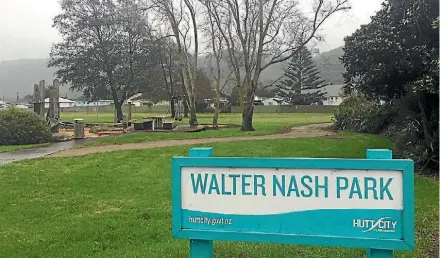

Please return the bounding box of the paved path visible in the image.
[46,123,335,158]
[0,139,91,165]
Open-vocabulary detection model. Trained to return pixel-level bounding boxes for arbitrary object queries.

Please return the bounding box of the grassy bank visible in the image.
[0,134,437,257]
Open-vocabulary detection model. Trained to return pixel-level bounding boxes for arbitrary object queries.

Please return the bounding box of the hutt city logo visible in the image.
[172,148,415,258]
[353,217,398,233]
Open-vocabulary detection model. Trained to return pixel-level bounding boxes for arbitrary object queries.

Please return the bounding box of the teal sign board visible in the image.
[172,148,414,258]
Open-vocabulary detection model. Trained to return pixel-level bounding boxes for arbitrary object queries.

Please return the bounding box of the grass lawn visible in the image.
[0,143,50,152]
[78,113,332,147]
[0,134,437,257]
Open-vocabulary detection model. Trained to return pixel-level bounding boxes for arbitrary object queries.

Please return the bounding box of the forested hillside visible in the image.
[0,47,345,100]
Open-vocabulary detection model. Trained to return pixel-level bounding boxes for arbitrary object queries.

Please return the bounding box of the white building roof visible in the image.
[44,97,75,103]
[302,84,344,97]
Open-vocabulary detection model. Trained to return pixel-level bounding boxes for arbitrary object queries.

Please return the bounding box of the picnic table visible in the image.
[145,116,167,130]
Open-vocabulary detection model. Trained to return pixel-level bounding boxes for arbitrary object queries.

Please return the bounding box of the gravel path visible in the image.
[46,123,335,158]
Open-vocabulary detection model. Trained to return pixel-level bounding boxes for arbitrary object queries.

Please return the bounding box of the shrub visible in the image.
[386,119,439,175]
[334,93,438,175]
[332,95,397,134]
[383,92,439,175]
[0,107,52,145]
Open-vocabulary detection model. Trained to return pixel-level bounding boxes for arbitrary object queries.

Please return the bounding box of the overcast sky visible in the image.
[0,0,384,61]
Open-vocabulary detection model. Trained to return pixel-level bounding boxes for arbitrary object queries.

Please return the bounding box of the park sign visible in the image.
[172,148,414,258]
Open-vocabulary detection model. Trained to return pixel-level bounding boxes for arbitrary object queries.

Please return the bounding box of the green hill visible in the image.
[0,47,345,100]
[0,59,78,101]
[199,46,345,94]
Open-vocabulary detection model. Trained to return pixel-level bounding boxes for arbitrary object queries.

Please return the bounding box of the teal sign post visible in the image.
[172,148,414,258]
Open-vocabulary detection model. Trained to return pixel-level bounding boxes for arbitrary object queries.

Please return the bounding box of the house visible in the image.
[253,96,264,105]
[206,97,230,108]
[131,99,153,106]
[0,100,8,108]
[44,97,75,108]
[94,100,114,106]
[303,84,345,106]
[321,85,344,105]
[10,98,32,108]
[127,93,154,106]
[74,100,114,107]
[14,104,31,109]
[261,97,287,106]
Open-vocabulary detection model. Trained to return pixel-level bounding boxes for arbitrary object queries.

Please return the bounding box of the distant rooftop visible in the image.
[303,84,344,97]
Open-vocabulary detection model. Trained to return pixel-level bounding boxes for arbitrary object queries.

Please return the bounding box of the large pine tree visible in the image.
[277,47,327,105]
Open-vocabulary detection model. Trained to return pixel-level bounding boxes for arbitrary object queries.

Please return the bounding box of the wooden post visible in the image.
[53,79,60,119]
[39,80,45,116]
[188,147,214,258]
[33,84,41,115]
[48,86,55,119]
[366,149,393,258]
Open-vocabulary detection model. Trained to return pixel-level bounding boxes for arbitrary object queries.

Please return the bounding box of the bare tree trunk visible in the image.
[188,94,198,126]
[239,86,245,112]
[170,98,176,118]
[241,89,255,131]
[115,101,124,122]
[183,98,189,117]
[213,88,220,129]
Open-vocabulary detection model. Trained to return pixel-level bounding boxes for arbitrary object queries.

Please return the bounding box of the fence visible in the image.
[230,105,337,113]
[60,105,169,113]
[6,104,337,114]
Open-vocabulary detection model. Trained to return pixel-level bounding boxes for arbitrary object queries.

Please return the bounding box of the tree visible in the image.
[150,0,201,126]
[276,47,326,105]
[204,0,350,131]
[195,69,215,102]
[341,0,439,100]
[341,0,439,171]
[202,0,233,128]
[156,39,181,114]
[49,0,159,122]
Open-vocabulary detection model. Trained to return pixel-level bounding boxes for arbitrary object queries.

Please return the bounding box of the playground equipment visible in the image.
[32,79,64,132]
[171,95,183,121]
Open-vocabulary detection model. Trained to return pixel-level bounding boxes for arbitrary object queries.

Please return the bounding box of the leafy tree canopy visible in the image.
[49,0,160,120]
[276,47,327,105]
[341,0,439,101]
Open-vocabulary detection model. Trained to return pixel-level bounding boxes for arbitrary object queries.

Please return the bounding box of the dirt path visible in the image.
[46,123,335,158]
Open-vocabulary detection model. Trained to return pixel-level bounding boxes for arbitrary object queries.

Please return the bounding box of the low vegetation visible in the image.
[0,107,52,146]
[332,95,438,176]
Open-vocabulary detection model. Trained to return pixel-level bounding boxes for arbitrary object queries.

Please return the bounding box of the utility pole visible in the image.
[16,92,19,101]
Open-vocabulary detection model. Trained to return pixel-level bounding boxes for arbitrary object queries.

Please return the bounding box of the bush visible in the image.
[383,92,439,175]
[386,119,439,175]
[0,107,52,145]
[332,95,397,134]
[334,93,438,175]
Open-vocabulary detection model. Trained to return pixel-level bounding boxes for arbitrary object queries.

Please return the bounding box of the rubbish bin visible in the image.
[74,118,85,139]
